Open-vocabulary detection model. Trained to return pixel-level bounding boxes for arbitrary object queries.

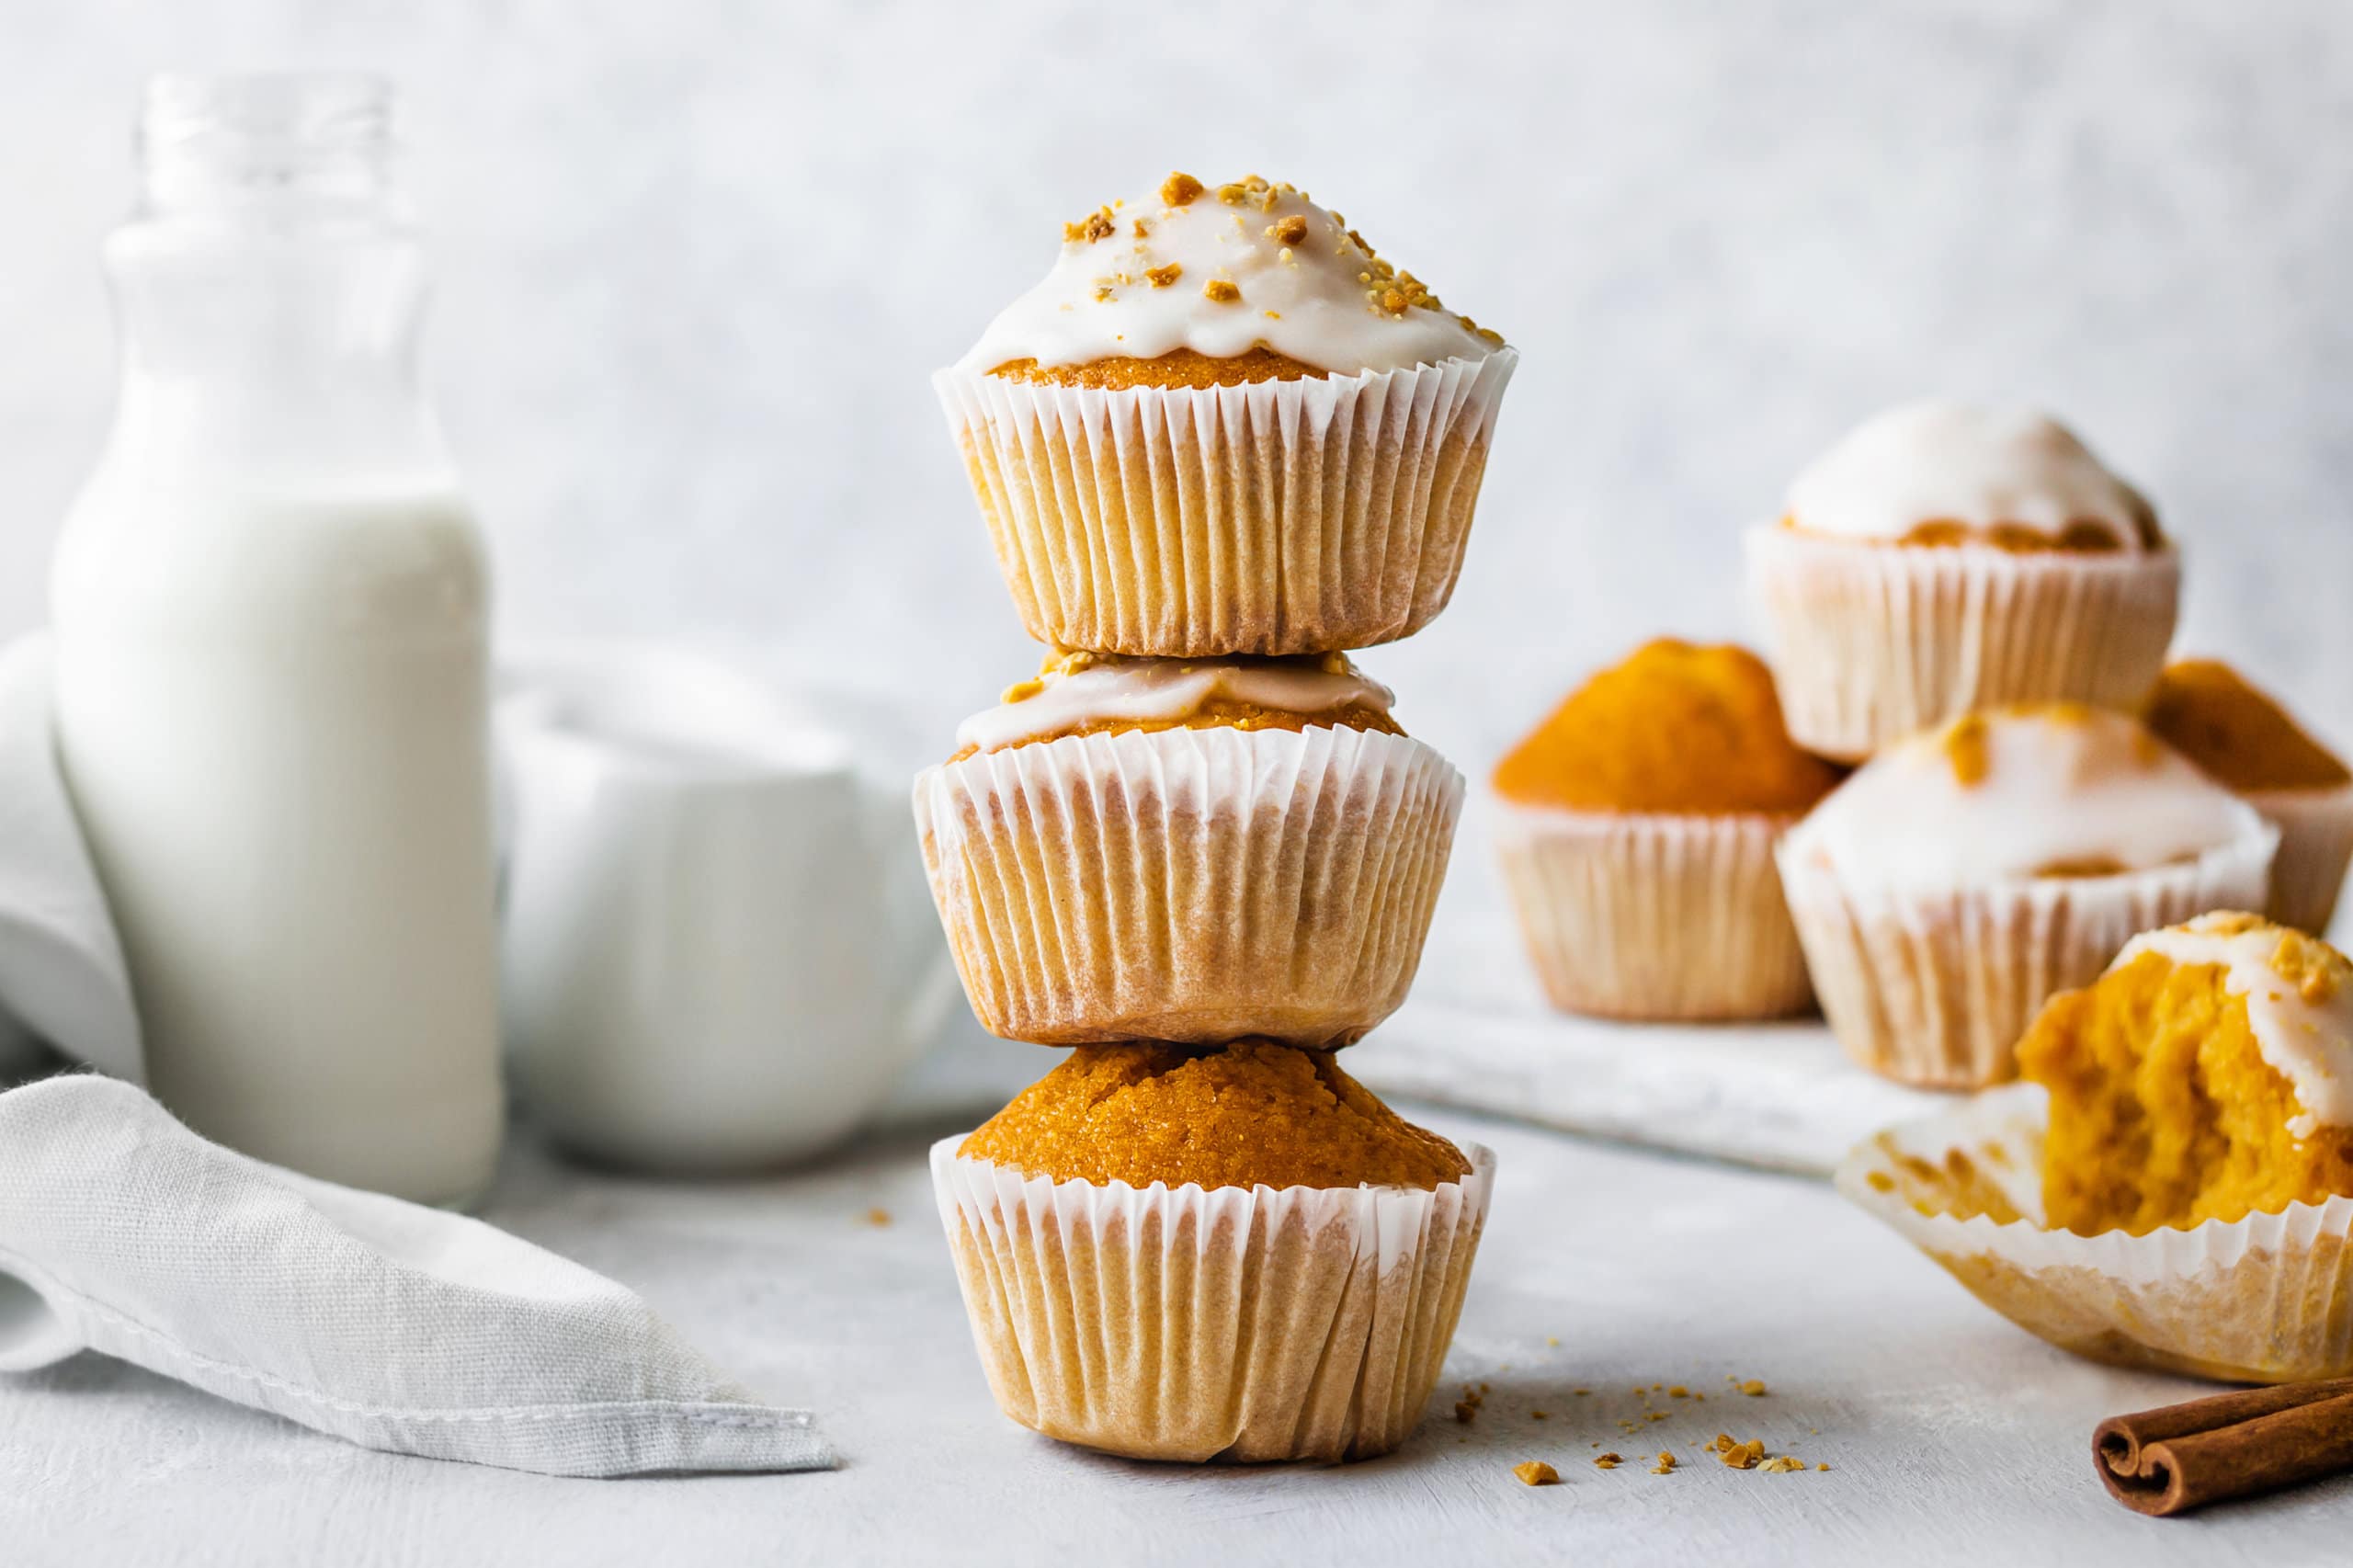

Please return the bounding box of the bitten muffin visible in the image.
[2145,660,2353,935]
[1779,703,2277,1088]
[912,649,1462,1048]
[935,173,1518,656]
[1491,640,1844,1020]
[1746,402,2181,761]
[2018,913,2353,1235]
[932,1040,1492,1462]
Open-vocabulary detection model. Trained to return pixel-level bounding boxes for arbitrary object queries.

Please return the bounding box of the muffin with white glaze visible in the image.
[936,173,1517,656]
[1841,915,2353,1382]
[2145,660,2353,936]
[1747,402,2181,761]
[1779,703,2276,1088]
[913,647,1462,1049]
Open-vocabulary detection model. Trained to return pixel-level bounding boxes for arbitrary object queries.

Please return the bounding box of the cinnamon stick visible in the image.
[2094,1377,2353,1516]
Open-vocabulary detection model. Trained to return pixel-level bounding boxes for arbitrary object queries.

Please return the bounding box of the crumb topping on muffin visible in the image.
[1780,704,2265,892]
[954,172,1506,381]
[2144,660,2350,794]
[952,650,1400,756]
[1492,640,1843,815]
[2018,913,2353,1232]
[1782,402,2162,551]
[959,1040,1472,1190]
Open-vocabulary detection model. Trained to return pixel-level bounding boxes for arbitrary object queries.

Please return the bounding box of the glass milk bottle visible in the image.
[51,74,502,1205]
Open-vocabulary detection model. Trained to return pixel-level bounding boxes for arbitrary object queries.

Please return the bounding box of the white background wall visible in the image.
[4,0,2348,780]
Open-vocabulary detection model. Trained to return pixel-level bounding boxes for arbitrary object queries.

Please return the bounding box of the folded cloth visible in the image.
[0,633,829,1477]
[0,1074,833,1476]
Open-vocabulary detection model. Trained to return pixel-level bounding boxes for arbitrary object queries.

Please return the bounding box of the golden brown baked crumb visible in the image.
[1063,206,1117,244]
[1594,1453,1623,1469]
[1271,214,1310,246]
[986,347,1323,389]
[960,1040,1472,1191]
[1493,639,1845,814]
[1202,278,1243,304]
[2145,659,2350,793]
[1513,1460,1560,1486]
[1160,171,1204,207]
[1144,263,1182,290]
[1943,713,1991,787]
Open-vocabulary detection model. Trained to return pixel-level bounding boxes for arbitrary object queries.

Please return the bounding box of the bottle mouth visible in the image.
[138,72,395,211]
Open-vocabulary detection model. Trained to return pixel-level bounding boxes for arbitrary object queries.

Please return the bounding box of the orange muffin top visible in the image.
[960,1040,1472,1191]
[2143,659,2349,793]
[949,648,1400,760]
[1492,639,1843,814]
[952,173,1506,386]
[2018,912,2353,1233]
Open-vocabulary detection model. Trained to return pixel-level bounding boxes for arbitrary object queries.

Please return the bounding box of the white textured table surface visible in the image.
[4,1100,2347,1567]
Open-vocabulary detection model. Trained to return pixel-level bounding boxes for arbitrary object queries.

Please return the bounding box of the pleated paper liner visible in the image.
[1493,801,1813,1021]
[1838,1085,2353,1382]
[930,1138,1495,1462]
[1745,526,2180,763]
[1778,824,2278,1090]
[934,350,1517,657]
[913,725,1463,1049]
[2247,782,2353,936]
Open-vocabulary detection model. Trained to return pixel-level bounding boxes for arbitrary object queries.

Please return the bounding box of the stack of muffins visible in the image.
[1494,401,2353,1090]
[915,175,1518,1462]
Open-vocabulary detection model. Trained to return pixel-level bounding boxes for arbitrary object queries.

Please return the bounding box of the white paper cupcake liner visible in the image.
[1493,800,1813,1020]
[1838,1085,2353,1382]
[1778,823,2278,1089]
[931,1137,1495,1462]
[914,724,1462,1049]
[2247,783,2353,936]
[1745,526,2181,762]
[935,351,1517,656]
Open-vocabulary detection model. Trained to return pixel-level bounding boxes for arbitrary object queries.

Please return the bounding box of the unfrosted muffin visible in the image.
[1491,639,1843,1020]
[912,649,1461,1049]
[936,173,1518,656]
[932,1040,1493,1462]
[2018,913,2353,1234]
[1779,703,2276,1087]
[1746,403,2180,760]
[2145,660,2353,935]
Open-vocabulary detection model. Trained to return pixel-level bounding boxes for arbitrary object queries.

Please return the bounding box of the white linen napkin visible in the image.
[0,637,831,1476]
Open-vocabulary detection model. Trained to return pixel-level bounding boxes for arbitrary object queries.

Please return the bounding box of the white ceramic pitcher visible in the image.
[497,643,957,1172]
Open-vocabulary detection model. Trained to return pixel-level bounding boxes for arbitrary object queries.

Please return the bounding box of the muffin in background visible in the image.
[1779,703,2276,1088]
[913,648,1461,1050]
[933,1040,1493,1462]
[1747,402,2180,761]
[2145,659,2353,936]
[1492,639,1843,1021]
[2019,912,2353,1235]
[936,173,1517,656]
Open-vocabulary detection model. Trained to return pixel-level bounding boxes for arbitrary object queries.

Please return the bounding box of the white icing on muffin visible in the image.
[2118,915,2353,1138]
[953,174,1502,378]
[1783,705,2265,893]
[1785,402,2159,550]
[955,653,1393,755]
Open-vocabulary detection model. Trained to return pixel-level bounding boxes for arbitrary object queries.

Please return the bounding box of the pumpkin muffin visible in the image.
[2145,660,2353,935]
[1746,402,2180,761]
[912,649,1461,1049]
[2018,914,2353,1234]
[932,1040,1492,1462]
[1841,914,2353,1382]
[1779,704,2276,1087]
[1491,640,1844,1020]
[935,172,1518,657]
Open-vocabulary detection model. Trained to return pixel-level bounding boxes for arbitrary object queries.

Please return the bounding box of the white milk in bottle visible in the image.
[51,74,502,1204]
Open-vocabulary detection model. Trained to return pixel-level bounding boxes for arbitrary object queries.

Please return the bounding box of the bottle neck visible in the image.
[98,74,449,488]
